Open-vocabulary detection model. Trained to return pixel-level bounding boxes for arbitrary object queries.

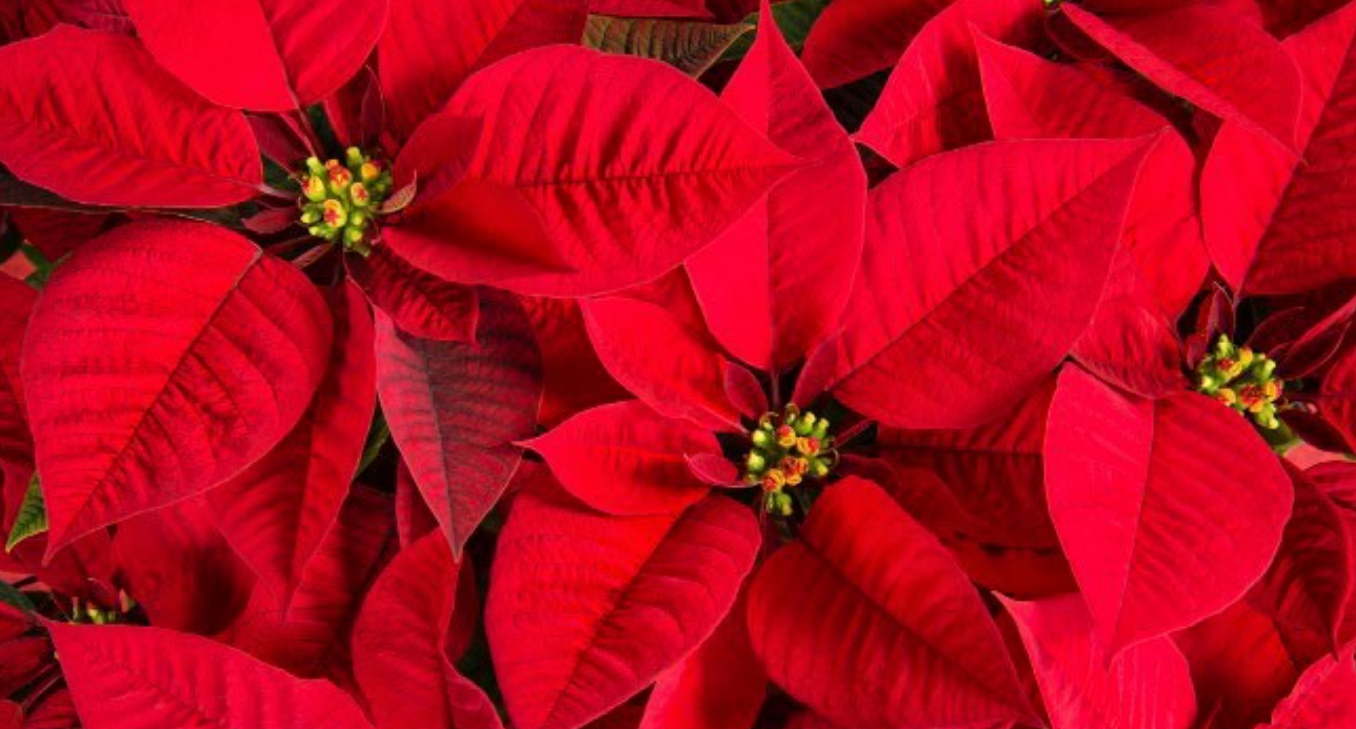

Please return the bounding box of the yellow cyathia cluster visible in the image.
[745,404,837,516]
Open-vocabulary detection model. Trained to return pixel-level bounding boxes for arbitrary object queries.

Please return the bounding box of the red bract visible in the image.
[7,0,1356,727]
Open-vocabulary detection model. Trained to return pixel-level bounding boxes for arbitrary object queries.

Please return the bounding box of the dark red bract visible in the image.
[2,0,1356,728]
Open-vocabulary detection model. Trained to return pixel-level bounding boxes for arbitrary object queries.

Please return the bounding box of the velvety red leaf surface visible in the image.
[50,622,375,729]
[123,0,388,111]
[488,485,760,729]
[581,294,741,432]
[386,46,798,297]
[748,476,1033,728]
[22,221,332,557]
[1061,3,1301,148]
[523,400,716,516]
[209,280,375,602]
[1003,595,1196,729]
[1174,601,1298,729]
[854,0,1044,168]
[1258,648,1356,728]
[348,247,479,343]
[1045,366,1293,655]
[1205,1,1356,295]
[375,290,542,557]
[686,0,865,374]
[353,531,500,729]
[833,137,1151,429]
[379,0,587,140]
[0,27,261,207]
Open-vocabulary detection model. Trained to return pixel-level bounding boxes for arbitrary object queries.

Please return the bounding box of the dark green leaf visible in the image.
[585,15,752,77]
[6,474,47,552]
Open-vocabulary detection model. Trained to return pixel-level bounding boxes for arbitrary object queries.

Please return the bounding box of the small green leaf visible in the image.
[585,15,752,77]
[6,473,47,552]
[0,580,35,614]
[722,0,831,61]
[358,410,390,477]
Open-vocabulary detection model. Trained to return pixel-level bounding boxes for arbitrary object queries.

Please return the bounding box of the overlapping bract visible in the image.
[2,0,1356,728]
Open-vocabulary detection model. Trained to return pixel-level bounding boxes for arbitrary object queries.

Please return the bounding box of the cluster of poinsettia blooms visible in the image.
[3,0,1356,726]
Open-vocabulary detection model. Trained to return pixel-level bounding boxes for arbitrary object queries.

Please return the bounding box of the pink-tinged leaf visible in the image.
[348,247,479,343]
[488,486,761,729]
[375,291,542,558]
[226,486,396,686]
[582,297,741,432]
[1205,2,1356,295]
[748,476,1033,728]
[638,589,766,729]
[589,0,711,18]
[854,0,1045,168]
[1044,366,1293,655]
[686,0,865,373]
[0,277,34,475]
[1249,464,1352,659]
[800,0,955,89]
[386,46,798,297]
[0,27,260,207]
[380,0,588,140]
[123,0,389,111]
[1004,595,1195,729]
[1060,3,1301,149]
[871,379,1073,596]
[209,281,376,602]
[22,221,332,557]
[1174,601,1297,729]
[522,297,630,429]
[974,34,1208,317]
[112,497,255,636]
[1258,648,1356,728]
[354,532,501,729]
[523,401,716,517]
[49,622,376,729]
[833,137,1152,430]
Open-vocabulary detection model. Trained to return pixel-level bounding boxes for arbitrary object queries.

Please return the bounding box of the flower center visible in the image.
[1195,334,1285,429]
[744,404,837,516]
[297,147,392,255]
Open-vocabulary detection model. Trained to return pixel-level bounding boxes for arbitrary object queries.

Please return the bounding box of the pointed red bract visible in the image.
[385,46,798,296]
[686,1,865,373]
[112,497,255,635]
[22,221,332,557]
[1204,2,1356,295]
[209,280,376,601]
[123,0,389,111]
[1258,648,1356,728]
[354,532,501,729]
[379,0,588,139]
[1003,595,1196,729]
[487,486,760,729]
[582,296,740,432]
[1061,3,1301,148]
[854,0,1044,168]
[1044,367,1293,655]
[50,622,376,729]
[974,34,1207,318]
[375,291,542,557]
[0,27,260,207]
[800,0,956,89]
[638,590,766,729]
[833,137,1151,429]
[748,477,1033,728]
[523,401,715,517]
[348,247,480,343]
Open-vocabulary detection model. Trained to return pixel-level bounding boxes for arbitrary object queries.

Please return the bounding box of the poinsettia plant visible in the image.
[4,0,1356,727]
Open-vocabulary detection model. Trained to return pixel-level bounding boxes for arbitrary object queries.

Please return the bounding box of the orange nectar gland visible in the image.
[745,405,837,516]
[298,148,393,255]
[1195,334,1285,430]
